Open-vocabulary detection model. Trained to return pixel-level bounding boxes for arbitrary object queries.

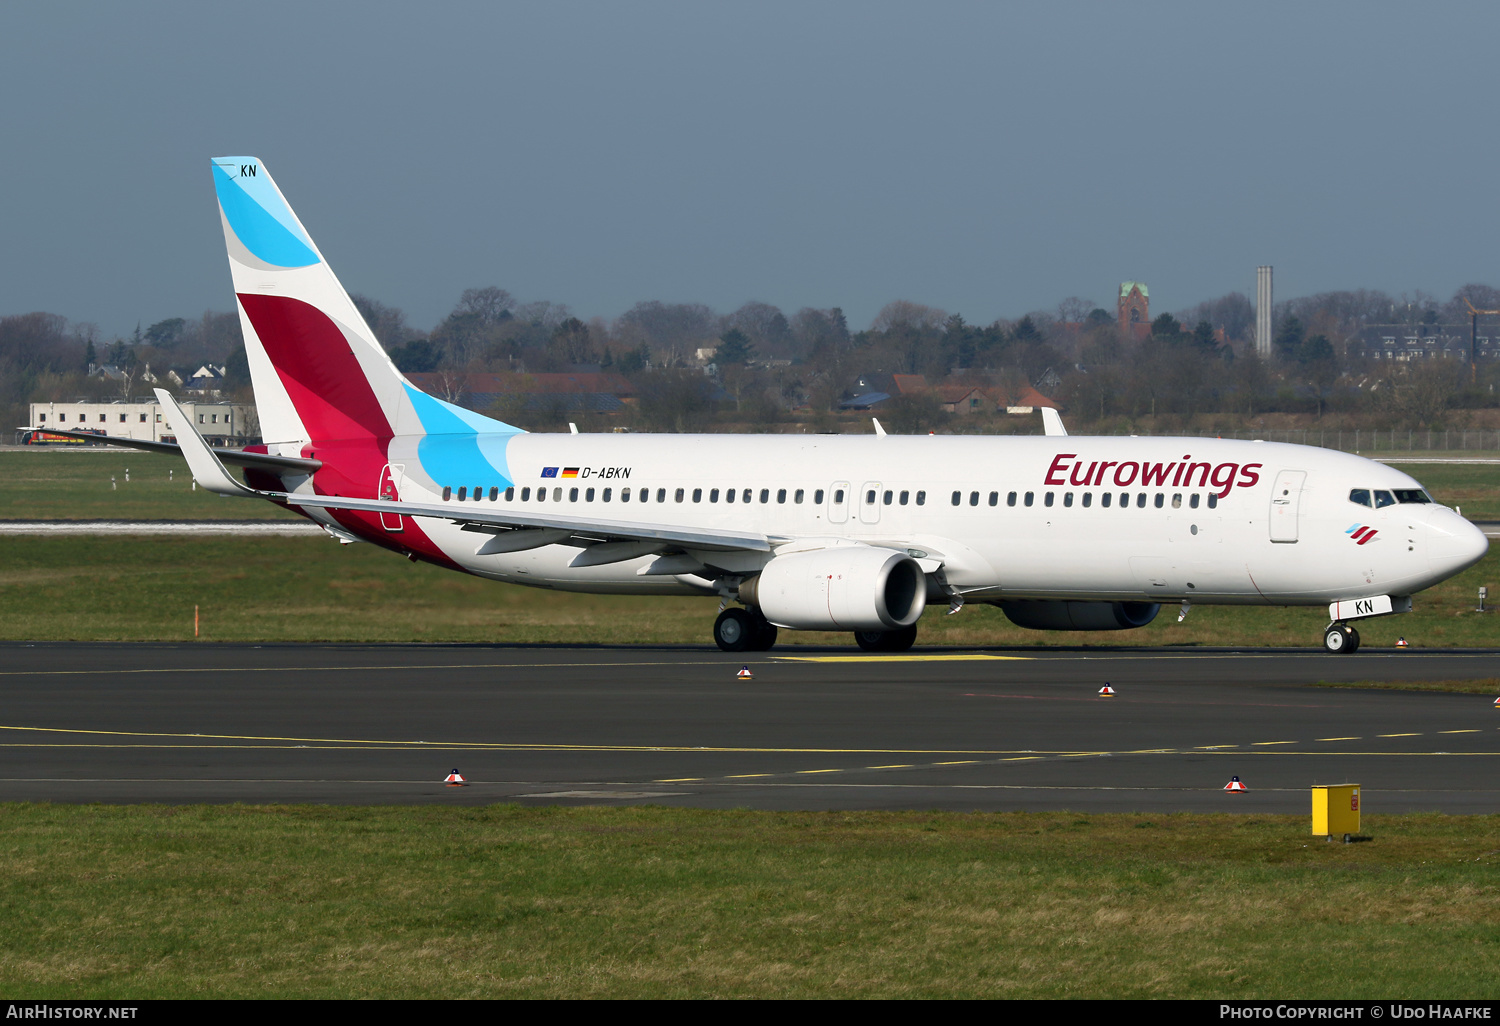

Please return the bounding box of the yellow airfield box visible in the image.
[1312,784,1361,838]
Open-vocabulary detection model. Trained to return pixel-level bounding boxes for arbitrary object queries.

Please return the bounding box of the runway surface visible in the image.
[1,642,1498,812]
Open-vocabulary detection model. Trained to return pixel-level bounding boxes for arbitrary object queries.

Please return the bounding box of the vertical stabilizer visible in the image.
[212,156,521,456]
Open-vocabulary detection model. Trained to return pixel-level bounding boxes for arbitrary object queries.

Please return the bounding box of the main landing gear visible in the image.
[854,624,919,653]
[713,607,779,652]
[1323,623,1361,655]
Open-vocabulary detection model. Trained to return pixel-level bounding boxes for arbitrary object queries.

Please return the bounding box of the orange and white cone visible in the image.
[1396,637,1409,648]
[1098,684,1116,697]
[1492,696,1500,709]
[444,769,468,787]
[737,666,753,680]
[1224,775,1247,793]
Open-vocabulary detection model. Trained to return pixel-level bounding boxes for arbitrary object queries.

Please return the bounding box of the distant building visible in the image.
[1118,282,1149,341]
[26,398,255,444]
[1351,324,1486,362]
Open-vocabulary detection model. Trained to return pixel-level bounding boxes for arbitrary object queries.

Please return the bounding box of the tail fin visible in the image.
[212,156,520,452]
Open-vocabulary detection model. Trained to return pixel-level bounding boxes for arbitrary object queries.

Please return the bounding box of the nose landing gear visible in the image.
[1323,623,1361,654]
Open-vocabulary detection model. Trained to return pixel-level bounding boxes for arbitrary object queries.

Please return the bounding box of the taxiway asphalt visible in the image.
[1,642,1497,812]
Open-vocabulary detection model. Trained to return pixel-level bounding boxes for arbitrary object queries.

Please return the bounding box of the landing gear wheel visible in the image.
[714,607,755,652]
[748,608,778,651]
[1323,624,1357,655]
[853,624,918,653]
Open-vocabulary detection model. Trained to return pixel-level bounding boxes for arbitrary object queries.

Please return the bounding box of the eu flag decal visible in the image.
[540,467,559,478]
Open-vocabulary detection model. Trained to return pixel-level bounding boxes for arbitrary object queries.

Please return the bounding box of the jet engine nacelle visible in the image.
[740,547,927,631]
[998,600,1160,632]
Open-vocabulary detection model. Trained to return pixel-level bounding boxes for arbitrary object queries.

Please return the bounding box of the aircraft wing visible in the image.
[26,427,322,474]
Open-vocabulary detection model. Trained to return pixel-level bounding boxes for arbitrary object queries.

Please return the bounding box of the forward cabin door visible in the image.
[378,464,405,532]
[828,481,850,524]
[1268,469,1306,543]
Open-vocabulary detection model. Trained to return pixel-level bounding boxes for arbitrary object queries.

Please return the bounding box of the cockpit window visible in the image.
[1348,488,1372,508]
[1394,489,1432,504]
[1373,490,1396,508]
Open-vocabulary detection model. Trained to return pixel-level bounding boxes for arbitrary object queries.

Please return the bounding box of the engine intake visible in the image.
[740,547,926,631]
[998,600,1160,632]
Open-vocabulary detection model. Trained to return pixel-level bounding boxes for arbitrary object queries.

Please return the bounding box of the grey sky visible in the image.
[3,1,1498,339]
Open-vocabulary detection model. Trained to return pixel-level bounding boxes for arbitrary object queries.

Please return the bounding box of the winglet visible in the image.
[154,388,259,497]
[872,418,887,437]
[1041,407,1068,437]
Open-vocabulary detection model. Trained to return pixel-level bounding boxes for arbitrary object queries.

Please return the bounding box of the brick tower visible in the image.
[1118,282,1149,341]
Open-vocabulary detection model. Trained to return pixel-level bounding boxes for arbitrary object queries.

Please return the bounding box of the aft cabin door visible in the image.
[378,464,405,532]
[1268,469,1306,543]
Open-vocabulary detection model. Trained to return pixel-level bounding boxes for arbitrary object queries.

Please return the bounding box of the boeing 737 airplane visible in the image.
[65,157,1491,654]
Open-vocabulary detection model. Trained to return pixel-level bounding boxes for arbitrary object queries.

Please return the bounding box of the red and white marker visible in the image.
[444,769,468,787]
[1396,637,1409,648]
[737,666,753,680]
[1224,775,1247,793]
[1098,684,1116,697]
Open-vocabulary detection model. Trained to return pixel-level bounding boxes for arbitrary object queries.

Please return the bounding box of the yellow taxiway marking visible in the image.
[868,764,914,769]
[1441,730,1482,734]
[1317,737,1362,742]
[934,760,980,765]
[0,660,734,678]
[1001,756,1044,762]
[775,654,1030,663]
[1196,745,1238,749]
[1252,741,1298,746]
[1379,733,1422,737]
[796,769,843,775]
[655,778,703,783]
[725,773,773,779]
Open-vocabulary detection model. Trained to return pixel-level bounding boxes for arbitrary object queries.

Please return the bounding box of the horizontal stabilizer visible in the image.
[27,428,321,473]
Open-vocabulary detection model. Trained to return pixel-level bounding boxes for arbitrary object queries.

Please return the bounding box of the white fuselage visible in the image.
[332,433,1487,606]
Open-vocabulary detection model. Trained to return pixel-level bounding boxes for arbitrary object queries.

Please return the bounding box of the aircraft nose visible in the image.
[1427,510,1490,576]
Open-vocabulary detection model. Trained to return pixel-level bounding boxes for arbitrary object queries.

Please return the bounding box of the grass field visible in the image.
[1,805,1496,999]
[0,450,298,520]
[0,534,1496,646]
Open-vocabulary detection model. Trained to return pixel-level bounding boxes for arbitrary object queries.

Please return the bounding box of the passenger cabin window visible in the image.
[621,487,631,502]
[538,488,547,502]
[1063,492,1073,507]
[882,490,891,505]
[916,491,926,505]
[692,488,702,502]
[951,491,961,506]
[833,489,844,504]
[1102,492,1111,507]
[1207,493,1218,509]
[568,487,578,502]
[675,488,685,502]
[520,487,530,500]
[1154,493,1164,508]
[1044,492,1054,507]
[490,487,500,501]
[969,491,979,507]
[779,489,788,504]
[1374,490,1395,508]
[657,488,667,503]
[475,486,483,501]
[1024,492,1034,507]
[1007,492,1017,507]
[795,489,804,503]
[1136,493,1147,508]
[710,488,720,502]
[1171,493,1181,509]
[899,490,909,505]
[760,489,770,504]
[815,489,825,504]
[553,488,562,501]
[586,487,595,501]
[603,488,612,502]
[1082,493,1092,507]
[1189,494,1199,509]
[725,488,735,503]
[988,491,998,506]
[867,489,877,505]
[505,487,515,501]
[457,487,467,501]
[443,487,452,501]
[742,489,752,503]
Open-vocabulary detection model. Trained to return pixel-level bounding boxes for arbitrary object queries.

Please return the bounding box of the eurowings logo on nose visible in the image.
[1346,524,1379,545]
